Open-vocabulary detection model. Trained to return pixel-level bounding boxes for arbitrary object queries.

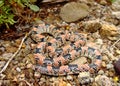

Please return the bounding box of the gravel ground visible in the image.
[0,0,120,86]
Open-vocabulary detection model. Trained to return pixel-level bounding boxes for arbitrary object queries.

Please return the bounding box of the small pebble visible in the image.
[0,61,5,68]
[26,63,33,68]
[95,38,103,45]
[0,74,6,79]
[2,53,13,59]
[6,46,17,53]
[13,61,18,65]
[19,82,26,86]
[34,72,41,78]
[116,50,120,55]
[95,75,113,86]
[95,75,101,82]
[112,12,120,19]
[40,78,46,83]
[108,71,114,77]
[98,70,104,75]
[78,72,90,78]
[49,77,55,82]
[99,0,107,5]
[105,71,109,76]
[106,63,114,69]
[54,79,59,86]
[102,55,109,62]
[102,61,106,67]
[78,72,90,84]
[59,80,67,86]
[16,67,21,72]
[67,75,73,81]
[18,74,25,80]
[90,78,94,82]
[67,83,72,86]
[0,46,5,53]
[39,78,46,86]
[108,53,117,61]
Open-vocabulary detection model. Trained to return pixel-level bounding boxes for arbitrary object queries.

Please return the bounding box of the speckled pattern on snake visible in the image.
[31,22,102,76]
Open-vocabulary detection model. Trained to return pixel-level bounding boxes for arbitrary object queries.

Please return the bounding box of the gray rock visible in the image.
[60,2,89,22]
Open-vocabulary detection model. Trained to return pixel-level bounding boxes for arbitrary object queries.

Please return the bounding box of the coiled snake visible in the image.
[31,22,102,76]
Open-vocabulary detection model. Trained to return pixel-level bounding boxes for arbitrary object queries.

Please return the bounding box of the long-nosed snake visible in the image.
[31,22,102,76]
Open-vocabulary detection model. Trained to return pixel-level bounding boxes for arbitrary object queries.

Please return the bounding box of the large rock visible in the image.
[60,2,89,22]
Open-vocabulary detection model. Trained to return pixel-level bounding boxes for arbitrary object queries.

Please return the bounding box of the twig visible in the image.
[0,31,32,74]
[110,37,120,48]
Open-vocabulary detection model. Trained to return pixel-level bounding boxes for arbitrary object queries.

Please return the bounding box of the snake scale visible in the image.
[31,22,102,76]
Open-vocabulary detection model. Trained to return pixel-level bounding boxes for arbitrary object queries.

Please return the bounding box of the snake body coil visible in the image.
[31,22,102,76]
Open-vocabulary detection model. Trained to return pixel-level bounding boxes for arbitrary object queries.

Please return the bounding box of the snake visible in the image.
[31,22,102,76]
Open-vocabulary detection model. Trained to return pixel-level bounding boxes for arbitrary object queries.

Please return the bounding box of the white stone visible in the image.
[16,67,21,72]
